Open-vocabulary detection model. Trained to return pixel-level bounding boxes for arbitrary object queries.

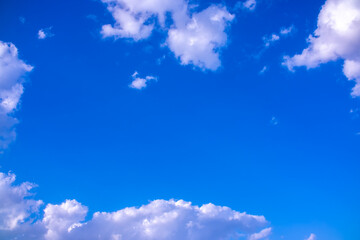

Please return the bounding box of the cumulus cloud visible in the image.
[101,0,234,70]
[167,6,234,70]
[283,0,360,97]
[129,71,157,90]
[0,41,33,149]
[0,171,270,240]
[38,27,54,40]
[0,172,42,231]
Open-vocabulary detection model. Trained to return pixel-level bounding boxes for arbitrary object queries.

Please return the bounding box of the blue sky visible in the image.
[0,0,359,239]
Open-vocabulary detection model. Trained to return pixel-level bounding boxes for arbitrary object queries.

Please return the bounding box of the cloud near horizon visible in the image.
[283,0,360,97]
[0,171,270,240]
[100,0,234,71]
[0,41,33,150]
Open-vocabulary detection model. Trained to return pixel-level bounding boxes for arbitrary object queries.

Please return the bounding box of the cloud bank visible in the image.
[0,41,33,150]
[101,0,234,70]
[283,0,360,97]
[0,171,270,240]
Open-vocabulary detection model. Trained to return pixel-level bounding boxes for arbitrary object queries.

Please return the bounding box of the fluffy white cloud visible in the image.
[0,172,42,231]
[0,171,270,240]
[43,200,88,240]
[167,6,234,70]
[38,27,54,40]
[306,233,316,240]
[283,0,360,97]
[129,71,157,90]
[0,41,33,149]
[248,227,272,240]
[101,0,234,70]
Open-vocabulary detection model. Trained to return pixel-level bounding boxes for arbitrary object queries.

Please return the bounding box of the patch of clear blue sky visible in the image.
[0,0,359,239]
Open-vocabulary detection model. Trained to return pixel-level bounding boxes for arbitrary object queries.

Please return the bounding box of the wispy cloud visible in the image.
[263,25,294,47]
[38,27,54,40]
[306,233,316,240]
[129,71,157,90]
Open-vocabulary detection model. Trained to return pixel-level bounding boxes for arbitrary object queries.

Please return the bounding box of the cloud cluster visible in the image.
[129,71,157,90]
[0,171,270,240]
[101,0,234,70]
[0,41,33,150]
[283,0,360,97]
[263,26,294,47]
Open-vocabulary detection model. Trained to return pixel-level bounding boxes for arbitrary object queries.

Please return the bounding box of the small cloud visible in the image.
[270,116,279,126]
[236,0,257,11]
[38,26,54,40]
[306,233,316,240]
[129,71,157,90]
[263,25,294,47]
[19,17,25,24]
[280,25,294,36]
[259,66,268,75]
[263,34,280,47]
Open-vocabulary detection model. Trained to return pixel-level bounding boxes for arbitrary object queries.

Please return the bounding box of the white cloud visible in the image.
[263,26,294,47]
[263,34,280,47]
[43,200,88,240]
[129,71,157,90]
[306,233,316,240]
[0,172,42,231]
[0,41,33,149]
[0,171,270,240]
[248,227,272,240]
[242,0,257,11]
[101,0,234,70]
[167,6,234,70]
[38,27,54,40]
[280,25,294,36]
[283,0,360,97]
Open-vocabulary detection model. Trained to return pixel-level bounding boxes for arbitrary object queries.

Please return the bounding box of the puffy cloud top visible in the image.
[0,41,33,149]
[283,0,360,97]
[0,171,270,240]
[0,172,42,231]
[101,0,234,70]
